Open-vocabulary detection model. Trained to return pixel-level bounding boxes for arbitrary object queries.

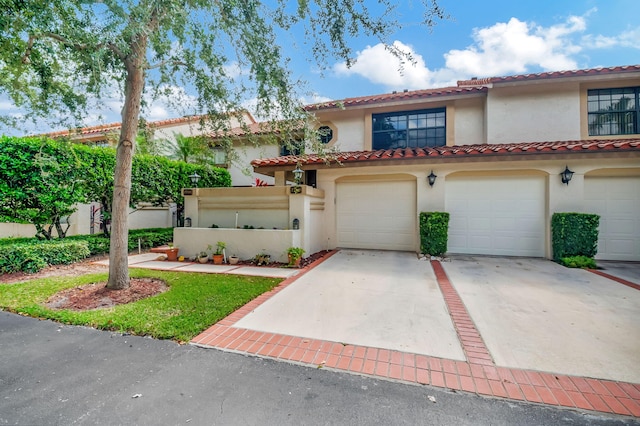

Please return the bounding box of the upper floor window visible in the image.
[317,125,333,144]
[280,140,304,156]
[588,87,639,136]
[372,108,446,150]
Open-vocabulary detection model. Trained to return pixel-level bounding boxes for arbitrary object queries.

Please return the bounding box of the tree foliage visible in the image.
[0,136,230,237]
[0,0,445,289]
[0,136,86,239]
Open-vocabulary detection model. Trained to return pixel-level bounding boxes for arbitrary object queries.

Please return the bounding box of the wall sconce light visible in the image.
[293,165,304,185]
[427,171,437,187]
[189,172,201,188]
[184,217,192,227]
[292,218,300,230]
[560,166,574,185]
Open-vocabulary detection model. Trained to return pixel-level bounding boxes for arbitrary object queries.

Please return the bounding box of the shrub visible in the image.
[0,240,90,273]
[419,212,450,257]
[0,228,174,273]
[559,255,597,269]
[551,213,600,261]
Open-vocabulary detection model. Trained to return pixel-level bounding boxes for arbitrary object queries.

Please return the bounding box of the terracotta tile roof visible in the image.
[220,120,304,138]
[490,64,640,84]
[306,65,640,112]
[251,139,640,168]
[305,86,488,111]
[42,113,255,138]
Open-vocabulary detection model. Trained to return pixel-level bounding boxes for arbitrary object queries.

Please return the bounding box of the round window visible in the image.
[318,125,333,144]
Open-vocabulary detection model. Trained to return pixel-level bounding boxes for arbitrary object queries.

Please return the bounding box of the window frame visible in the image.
[372,107,446,150]
[587,87,640,136]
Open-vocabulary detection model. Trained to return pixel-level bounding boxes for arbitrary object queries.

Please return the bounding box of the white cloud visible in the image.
[444,16,583,76]
[334,41,435,90]
[334,11,637,89]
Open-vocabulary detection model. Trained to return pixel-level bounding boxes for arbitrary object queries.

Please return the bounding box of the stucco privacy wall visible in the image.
[314,157,640,258]
[0,203,173,238]
[179,186,325,262]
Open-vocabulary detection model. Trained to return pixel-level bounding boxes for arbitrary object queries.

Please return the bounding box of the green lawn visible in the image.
[0,269,281,342]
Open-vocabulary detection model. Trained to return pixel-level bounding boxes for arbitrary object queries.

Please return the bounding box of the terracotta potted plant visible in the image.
[286,246,305,267]
[166,244,179,261]
[212,241,226,264]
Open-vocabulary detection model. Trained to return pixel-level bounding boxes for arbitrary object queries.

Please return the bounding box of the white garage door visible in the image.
[337,180,416,251]
[584,177,640,261]
[446,176,546,257]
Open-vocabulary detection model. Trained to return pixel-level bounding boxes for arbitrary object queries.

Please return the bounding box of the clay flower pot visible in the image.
[212,254,224,265]
[166,248,179,261]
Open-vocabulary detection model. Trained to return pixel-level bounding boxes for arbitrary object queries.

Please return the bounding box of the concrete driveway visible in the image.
[235,249,465,360]
[194,250,640,416]
[442,256,640,383]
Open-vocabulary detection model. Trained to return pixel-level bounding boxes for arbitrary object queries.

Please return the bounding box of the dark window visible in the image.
[318,125,333,144]
[588,87,639,136]
[372,108,446,150]
[281,140,304,156]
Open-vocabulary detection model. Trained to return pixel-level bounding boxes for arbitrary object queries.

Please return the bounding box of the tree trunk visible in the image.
[106,39,147,290]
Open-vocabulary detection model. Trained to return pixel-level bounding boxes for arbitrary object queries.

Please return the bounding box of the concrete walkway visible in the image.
[93,253,300,278]
[191,250,640,417]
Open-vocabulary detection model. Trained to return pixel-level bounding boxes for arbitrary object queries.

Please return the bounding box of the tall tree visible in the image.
[0,0,445,289]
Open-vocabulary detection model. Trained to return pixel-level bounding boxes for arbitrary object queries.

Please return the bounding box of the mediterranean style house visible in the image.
[43,111,280,187]
[243,65,640,261]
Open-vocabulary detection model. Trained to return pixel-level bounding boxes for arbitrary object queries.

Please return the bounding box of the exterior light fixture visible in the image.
[292,218,300,230]
[427,171,437,187]
[293,165,304,185]
[189,172,201,188]
[560,166,574,185]
[184,217,192,227]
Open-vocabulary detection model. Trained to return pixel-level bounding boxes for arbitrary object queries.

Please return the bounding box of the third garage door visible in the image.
[445,176,546,257]
[336,180,416,251]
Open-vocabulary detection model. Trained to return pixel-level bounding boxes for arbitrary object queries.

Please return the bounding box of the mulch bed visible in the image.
[44,278,168,311]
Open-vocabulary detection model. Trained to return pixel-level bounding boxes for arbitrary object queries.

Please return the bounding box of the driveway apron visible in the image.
[234,250,465,360]
[442,256,640,384]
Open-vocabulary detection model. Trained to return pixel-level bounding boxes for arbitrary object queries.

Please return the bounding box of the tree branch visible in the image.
[146,59,187,70]
[21,32,126,63]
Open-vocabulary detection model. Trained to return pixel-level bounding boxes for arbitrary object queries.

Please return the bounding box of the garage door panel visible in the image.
[446,176,545,257]
[585,177,640,261]
[337,181,416,251]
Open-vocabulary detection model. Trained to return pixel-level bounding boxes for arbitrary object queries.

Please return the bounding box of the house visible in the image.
[43,112,280,187]
[245,65,640,261]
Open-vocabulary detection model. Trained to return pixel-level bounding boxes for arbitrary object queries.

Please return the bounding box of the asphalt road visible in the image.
[0,311,637,426]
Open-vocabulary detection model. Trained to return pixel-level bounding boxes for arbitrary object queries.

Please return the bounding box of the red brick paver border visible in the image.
[191,255,640,418]
[587,269,640,291]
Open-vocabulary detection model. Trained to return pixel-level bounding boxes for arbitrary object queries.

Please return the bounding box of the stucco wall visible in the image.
[486,83,581,144]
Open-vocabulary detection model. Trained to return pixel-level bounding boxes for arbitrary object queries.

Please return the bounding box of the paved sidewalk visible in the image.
[94,253,300,278]
[191,251,640,417]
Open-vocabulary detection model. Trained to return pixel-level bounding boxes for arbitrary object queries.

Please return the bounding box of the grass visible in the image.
[0,269,281,342]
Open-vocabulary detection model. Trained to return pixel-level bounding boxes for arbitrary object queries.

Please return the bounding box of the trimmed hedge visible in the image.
[551,213,600,261]
[419,212,450,257]
[0,228,174,272]
[0,240,90,273]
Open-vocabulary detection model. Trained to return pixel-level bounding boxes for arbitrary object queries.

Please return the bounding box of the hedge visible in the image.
[551,213,600,261]
[419,212,450,257]
[0,227,174,272]
[0,240,90,274]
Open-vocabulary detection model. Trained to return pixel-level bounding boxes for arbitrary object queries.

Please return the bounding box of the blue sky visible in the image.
[2,0,640,134]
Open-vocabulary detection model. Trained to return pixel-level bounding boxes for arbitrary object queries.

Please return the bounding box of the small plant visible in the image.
[215,241,226,255]
[286,247,305,267]
[209,224,219,228]
[255,251,270,266]
[560,255,596,269]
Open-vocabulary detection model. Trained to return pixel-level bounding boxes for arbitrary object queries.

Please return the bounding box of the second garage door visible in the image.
[584,176,640,261]
[445,176,546,257]
[336,180,416,251]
